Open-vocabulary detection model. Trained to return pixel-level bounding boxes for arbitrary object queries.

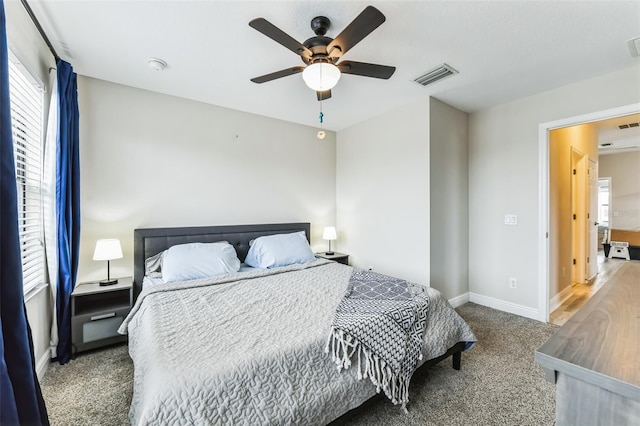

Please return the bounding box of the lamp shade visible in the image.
[93,239,123,261]
[302,63,341,91]
[323,226,337,241]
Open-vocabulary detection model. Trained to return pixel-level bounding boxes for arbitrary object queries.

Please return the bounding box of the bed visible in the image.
[120,222,476,425]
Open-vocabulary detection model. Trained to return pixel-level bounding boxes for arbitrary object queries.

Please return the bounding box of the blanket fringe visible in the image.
[325,328,411,412]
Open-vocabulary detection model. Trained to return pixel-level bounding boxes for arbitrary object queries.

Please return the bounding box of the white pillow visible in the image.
[162,242,240,283]
[244,231,314,269]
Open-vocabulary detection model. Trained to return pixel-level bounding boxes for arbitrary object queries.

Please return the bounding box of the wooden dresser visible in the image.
[535,262,639,425]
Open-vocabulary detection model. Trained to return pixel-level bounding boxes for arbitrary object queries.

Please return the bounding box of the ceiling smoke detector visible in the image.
[148,58,167,71]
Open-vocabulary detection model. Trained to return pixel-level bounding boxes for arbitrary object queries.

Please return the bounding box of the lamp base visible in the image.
[99,278,118,286]
[325,251,335,256]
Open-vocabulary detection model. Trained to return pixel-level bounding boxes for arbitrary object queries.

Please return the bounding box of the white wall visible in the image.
[599,151,640,230]
[5,0,56,379]
[469,65,640,319]
[77,77,337,282]
[429,98,469,301]
[336,99,430,285]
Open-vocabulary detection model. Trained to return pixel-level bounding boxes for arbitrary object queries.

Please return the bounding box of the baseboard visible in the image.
[448,292,470,308]
[469,292,541,321]
[549,285,573,313]
[36,348,50,381]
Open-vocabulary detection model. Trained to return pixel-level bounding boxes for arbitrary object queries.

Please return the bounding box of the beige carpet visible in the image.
[40,303,559,425]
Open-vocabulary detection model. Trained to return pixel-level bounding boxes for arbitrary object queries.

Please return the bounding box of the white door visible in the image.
[588,159,598,280]
[571,149,587,285]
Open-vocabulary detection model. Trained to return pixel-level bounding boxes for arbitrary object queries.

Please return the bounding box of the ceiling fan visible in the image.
[249,5,396,101]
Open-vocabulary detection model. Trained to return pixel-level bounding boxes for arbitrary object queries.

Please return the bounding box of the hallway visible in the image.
[550,252,633,326]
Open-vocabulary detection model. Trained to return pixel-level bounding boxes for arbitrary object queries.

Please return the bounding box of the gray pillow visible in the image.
[145,251,165,275]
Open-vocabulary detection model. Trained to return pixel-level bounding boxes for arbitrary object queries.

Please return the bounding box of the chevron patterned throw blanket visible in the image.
[326,268,429,410]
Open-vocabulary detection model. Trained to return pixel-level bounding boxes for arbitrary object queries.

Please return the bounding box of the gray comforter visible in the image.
[119,259,476,425]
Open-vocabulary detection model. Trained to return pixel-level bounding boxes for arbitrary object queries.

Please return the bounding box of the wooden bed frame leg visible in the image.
[452,350,461,370]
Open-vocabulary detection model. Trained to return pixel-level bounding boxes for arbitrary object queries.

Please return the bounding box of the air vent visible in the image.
[619,122,640,129]
[414,64,458,87]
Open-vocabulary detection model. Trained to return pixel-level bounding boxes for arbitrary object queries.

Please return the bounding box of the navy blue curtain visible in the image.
[55,59,80,365]
[0,0,49,423]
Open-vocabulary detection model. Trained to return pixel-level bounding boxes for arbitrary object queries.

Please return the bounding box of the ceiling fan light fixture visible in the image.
[302,63,341,91]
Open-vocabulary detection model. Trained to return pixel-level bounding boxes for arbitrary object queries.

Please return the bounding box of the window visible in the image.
[8,54,45,294]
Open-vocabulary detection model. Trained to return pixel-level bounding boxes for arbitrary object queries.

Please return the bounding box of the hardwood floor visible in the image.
[549,251,635,326]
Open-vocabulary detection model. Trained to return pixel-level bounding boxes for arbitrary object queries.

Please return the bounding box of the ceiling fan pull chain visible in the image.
[317,102,326,140]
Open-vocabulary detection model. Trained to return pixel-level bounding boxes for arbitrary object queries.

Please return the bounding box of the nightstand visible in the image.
[316,251,349,265]
[71,277,133,354]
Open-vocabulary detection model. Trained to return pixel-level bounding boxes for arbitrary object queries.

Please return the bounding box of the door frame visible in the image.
[537,102,640,322]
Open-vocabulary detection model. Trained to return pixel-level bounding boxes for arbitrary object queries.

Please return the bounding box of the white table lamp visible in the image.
[323,226,337,255]
[93,239,123,286]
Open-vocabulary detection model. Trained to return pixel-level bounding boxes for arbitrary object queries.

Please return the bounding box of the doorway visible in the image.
[538,103,640,322]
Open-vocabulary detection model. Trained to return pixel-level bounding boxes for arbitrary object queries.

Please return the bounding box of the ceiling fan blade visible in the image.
[316,89,332,101]
[337,61,396,79]
[251,66,305,84]
[249,18,312,59]
[326,6,386,58]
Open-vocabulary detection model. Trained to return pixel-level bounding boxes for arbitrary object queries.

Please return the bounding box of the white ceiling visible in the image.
[26,0,640,131]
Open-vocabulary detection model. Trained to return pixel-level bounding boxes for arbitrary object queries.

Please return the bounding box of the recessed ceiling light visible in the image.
[147,58,167,71]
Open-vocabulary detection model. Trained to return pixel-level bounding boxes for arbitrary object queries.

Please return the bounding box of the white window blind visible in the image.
[8,55,45,294]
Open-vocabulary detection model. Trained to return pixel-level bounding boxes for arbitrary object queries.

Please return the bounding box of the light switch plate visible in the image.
[505,214,518,225]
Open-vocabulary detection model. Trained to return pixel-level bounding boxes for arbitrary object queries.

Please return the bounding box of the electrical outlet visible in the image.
[509,277,518,288]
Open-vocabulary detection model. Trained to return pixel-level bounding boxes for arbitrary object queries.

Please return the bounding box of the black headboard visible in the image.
[133,222,311,299]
